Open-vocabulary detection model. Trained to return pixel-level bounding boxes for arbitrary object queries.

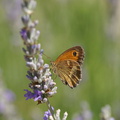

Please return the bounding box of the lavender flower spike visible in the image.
[43,109,54,120]
[20,0,57,105]
[43,108,68,120]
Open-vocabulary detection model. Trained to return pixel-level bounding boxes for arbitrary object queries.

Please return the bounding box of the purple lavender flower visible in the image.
[20,0,57,105]
[43,110,52,120]
[20,28,28,40]
[24,89,35,100]
[43,107,55,120]
[24,89,43,102]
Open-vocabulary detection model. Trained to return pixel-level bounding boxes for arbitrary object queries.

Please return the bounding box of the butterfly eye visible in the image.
[73,51,77,56]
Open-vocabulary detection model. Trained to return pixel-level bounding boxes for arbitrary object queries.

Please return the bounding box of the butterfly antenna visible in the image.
[42,52,53,61]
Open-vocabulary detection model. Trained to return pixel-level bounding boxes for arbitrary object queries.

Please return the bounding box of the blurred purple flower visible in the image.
[2,0,22,47]
[73,101,93,120]
[0,76,22,119]
[43,107,54,120]
[0,103,4,114]
[0,89,16,114]
[43,110,52,120]
[3,0,22,22]
[4,90,16,102]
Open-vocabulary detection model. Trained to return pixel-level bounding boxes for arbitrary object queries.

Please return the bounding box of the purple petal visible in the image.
[24,89,43,101]
[43,110,51,120]
[24,89,34,100]
[20,29,27,40]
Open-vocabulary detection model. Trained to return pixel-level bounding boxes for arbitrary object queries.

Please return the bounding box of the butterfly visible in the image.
[51,46,84,88]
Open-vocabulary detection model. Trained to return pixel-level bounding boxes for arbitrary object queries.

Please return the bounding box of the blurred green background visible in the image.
[0,0,120,120]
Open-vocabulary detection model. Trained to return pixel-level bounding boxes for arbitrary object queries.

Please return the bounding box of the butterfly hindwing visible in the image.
[56,60,81,88]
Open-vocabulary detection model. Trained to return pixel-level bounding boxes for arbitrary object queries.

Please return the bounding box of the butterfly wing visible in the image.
[56,60,81,88]
[54,46,84,65]
[51,46,84,88]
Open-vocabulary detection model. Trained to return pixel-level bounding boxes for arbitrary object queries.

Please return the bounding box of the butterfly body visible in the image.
[51,46,84,88]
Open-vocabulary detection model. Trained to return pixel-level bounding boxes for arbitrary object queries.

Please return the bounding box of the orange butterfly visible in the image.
[51,46,84,88]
